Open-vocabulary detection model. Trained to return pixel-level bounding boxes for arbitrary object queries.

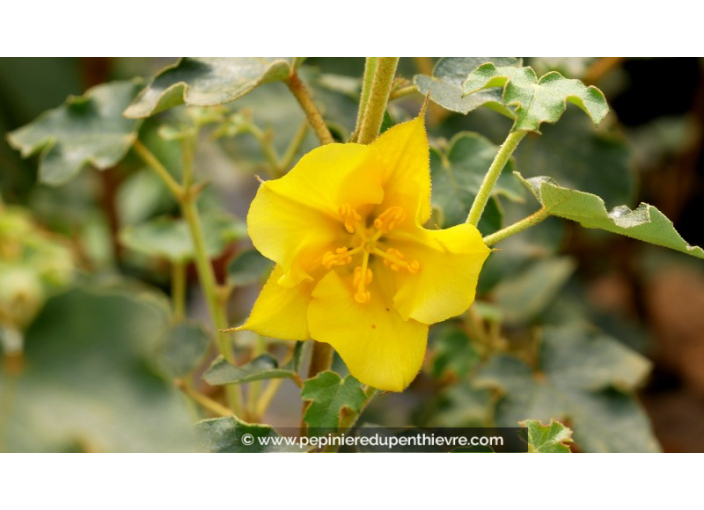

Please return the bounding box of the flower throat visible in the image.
[322,204,421,304]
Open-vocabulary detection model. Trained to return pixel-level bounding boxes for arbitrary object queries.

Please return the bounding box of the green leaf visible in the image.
[156,321,211,378]
[475,324,659,452]
[203,354,300,386]
[462,65,609,132]
[493,256,577,325]
[301,371,366,430]
[515,110,635,208]
[520,419,573,453]
[227,249,274,287]
[429,381,492,428]
[119,209,246,263]
[430,323,481,380]
[125,58,296,118]
[430,132,523,230]
[196,416,307,453]
[517,172,704,260]
[7,80,143,185]
[1,285,198,452]
[414,58,521,116]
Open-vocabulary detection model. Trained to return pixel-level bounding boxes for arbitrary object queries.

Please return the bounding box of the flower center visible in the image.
[322,204,421,304]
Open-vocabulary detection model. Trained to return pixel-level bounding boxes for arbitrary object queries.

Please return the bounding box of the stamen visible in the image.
[353,252,372,304]
[373,206,406,234]
[322,247,353,269]
[338,204,362,234]
[374,247,420,274]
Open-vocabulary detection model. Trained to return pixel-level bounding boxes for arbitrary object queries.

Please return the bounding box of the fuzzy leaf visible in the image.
[515,110,635,208]
[119,210,246,263]
[7,80,143,185]
[196,416,306,453]
[520,419,573,453]
[125,58,296,118]
[414,57,520,116]
[203,354,300,386]
[517,172,704,260]
[156,321,211,378]
[475,324,659,452]
[430,132,523,231]
[462,65,609,132]
[301,371,366,430]
[227,249,274,287]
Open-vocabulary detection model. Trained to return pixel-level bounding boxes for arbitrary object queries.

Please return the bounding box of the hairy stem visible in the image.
[307,342,334,379]
[171,261,186,320]
[352,57,378,141]
[133,140,183,198]
[466,130,526,226]
[177,379,231,417]
[357,58,399,145]
[286,72,333,145]
[482,207,551,246]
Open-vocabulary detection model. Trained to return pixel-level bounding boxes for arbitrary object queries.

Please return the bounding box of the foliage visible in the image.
[3,57,703,453]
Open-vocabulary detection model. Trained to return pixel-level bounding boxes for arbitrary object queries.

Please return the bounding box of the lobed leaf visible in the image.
[196,416,306,453]
[119,209,246,263]
[203,354,300,386]
[462,64,609,132]
[227,249,275,287]
[156,321,211,378]
[517,172,704,260]
[414,57,521,116]
[301,371,366,430]
[475,324,659,452]
[124,58,296,118]
[7,80,143,185]
[519,419,573,453]
[430,132,524,231]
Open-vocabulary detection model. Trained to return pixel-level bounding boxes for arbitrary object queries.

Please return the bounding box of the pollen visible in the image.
[377,247,421,274]
[322,247,353,269]
[373,206,406,233]
[338,203,362,234]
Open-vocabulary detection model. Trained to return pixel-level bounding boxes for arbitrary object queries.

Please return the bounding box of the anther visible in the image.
[380,248,421,274]
[322,247,352,269]
[338,204,361,234]
[373,206,406,233]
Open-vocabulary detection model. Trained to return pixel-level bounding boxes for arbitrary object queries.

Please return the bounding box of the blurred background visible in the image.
[1,57,703,452]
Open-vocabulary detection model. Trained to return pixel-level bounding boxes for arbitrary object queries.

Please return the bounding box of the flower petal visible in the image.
[266,143,384,217]
[248,185,342,286]
[237,265,314,340]
[369,116,432,225]
[307,265,428,392]
[390,223,490,324]
[248,143,385,286]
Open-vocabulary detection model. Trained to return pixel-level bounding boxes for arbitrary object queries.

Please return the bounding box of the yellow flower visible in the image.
[235,115,490,392]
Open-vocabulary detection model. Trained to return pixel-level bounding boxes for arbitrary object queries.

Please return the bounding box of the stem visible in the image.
[482,207,551,246]
[133,140,183,199]
[357,58,399,145]
[286,72,334,145]
[255,379,283,420]
[181,199,231,361]
[177,379,232,417]
[307,342,334,379]
[279,121,310,172]
[171,261,186,320]
[352,57,378,141]
[247,335,266,419]
[135,141,245,416]
[248,124,282,176]
[466,130,526,226]
[389,85,418,101]
[180,136,194,189]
